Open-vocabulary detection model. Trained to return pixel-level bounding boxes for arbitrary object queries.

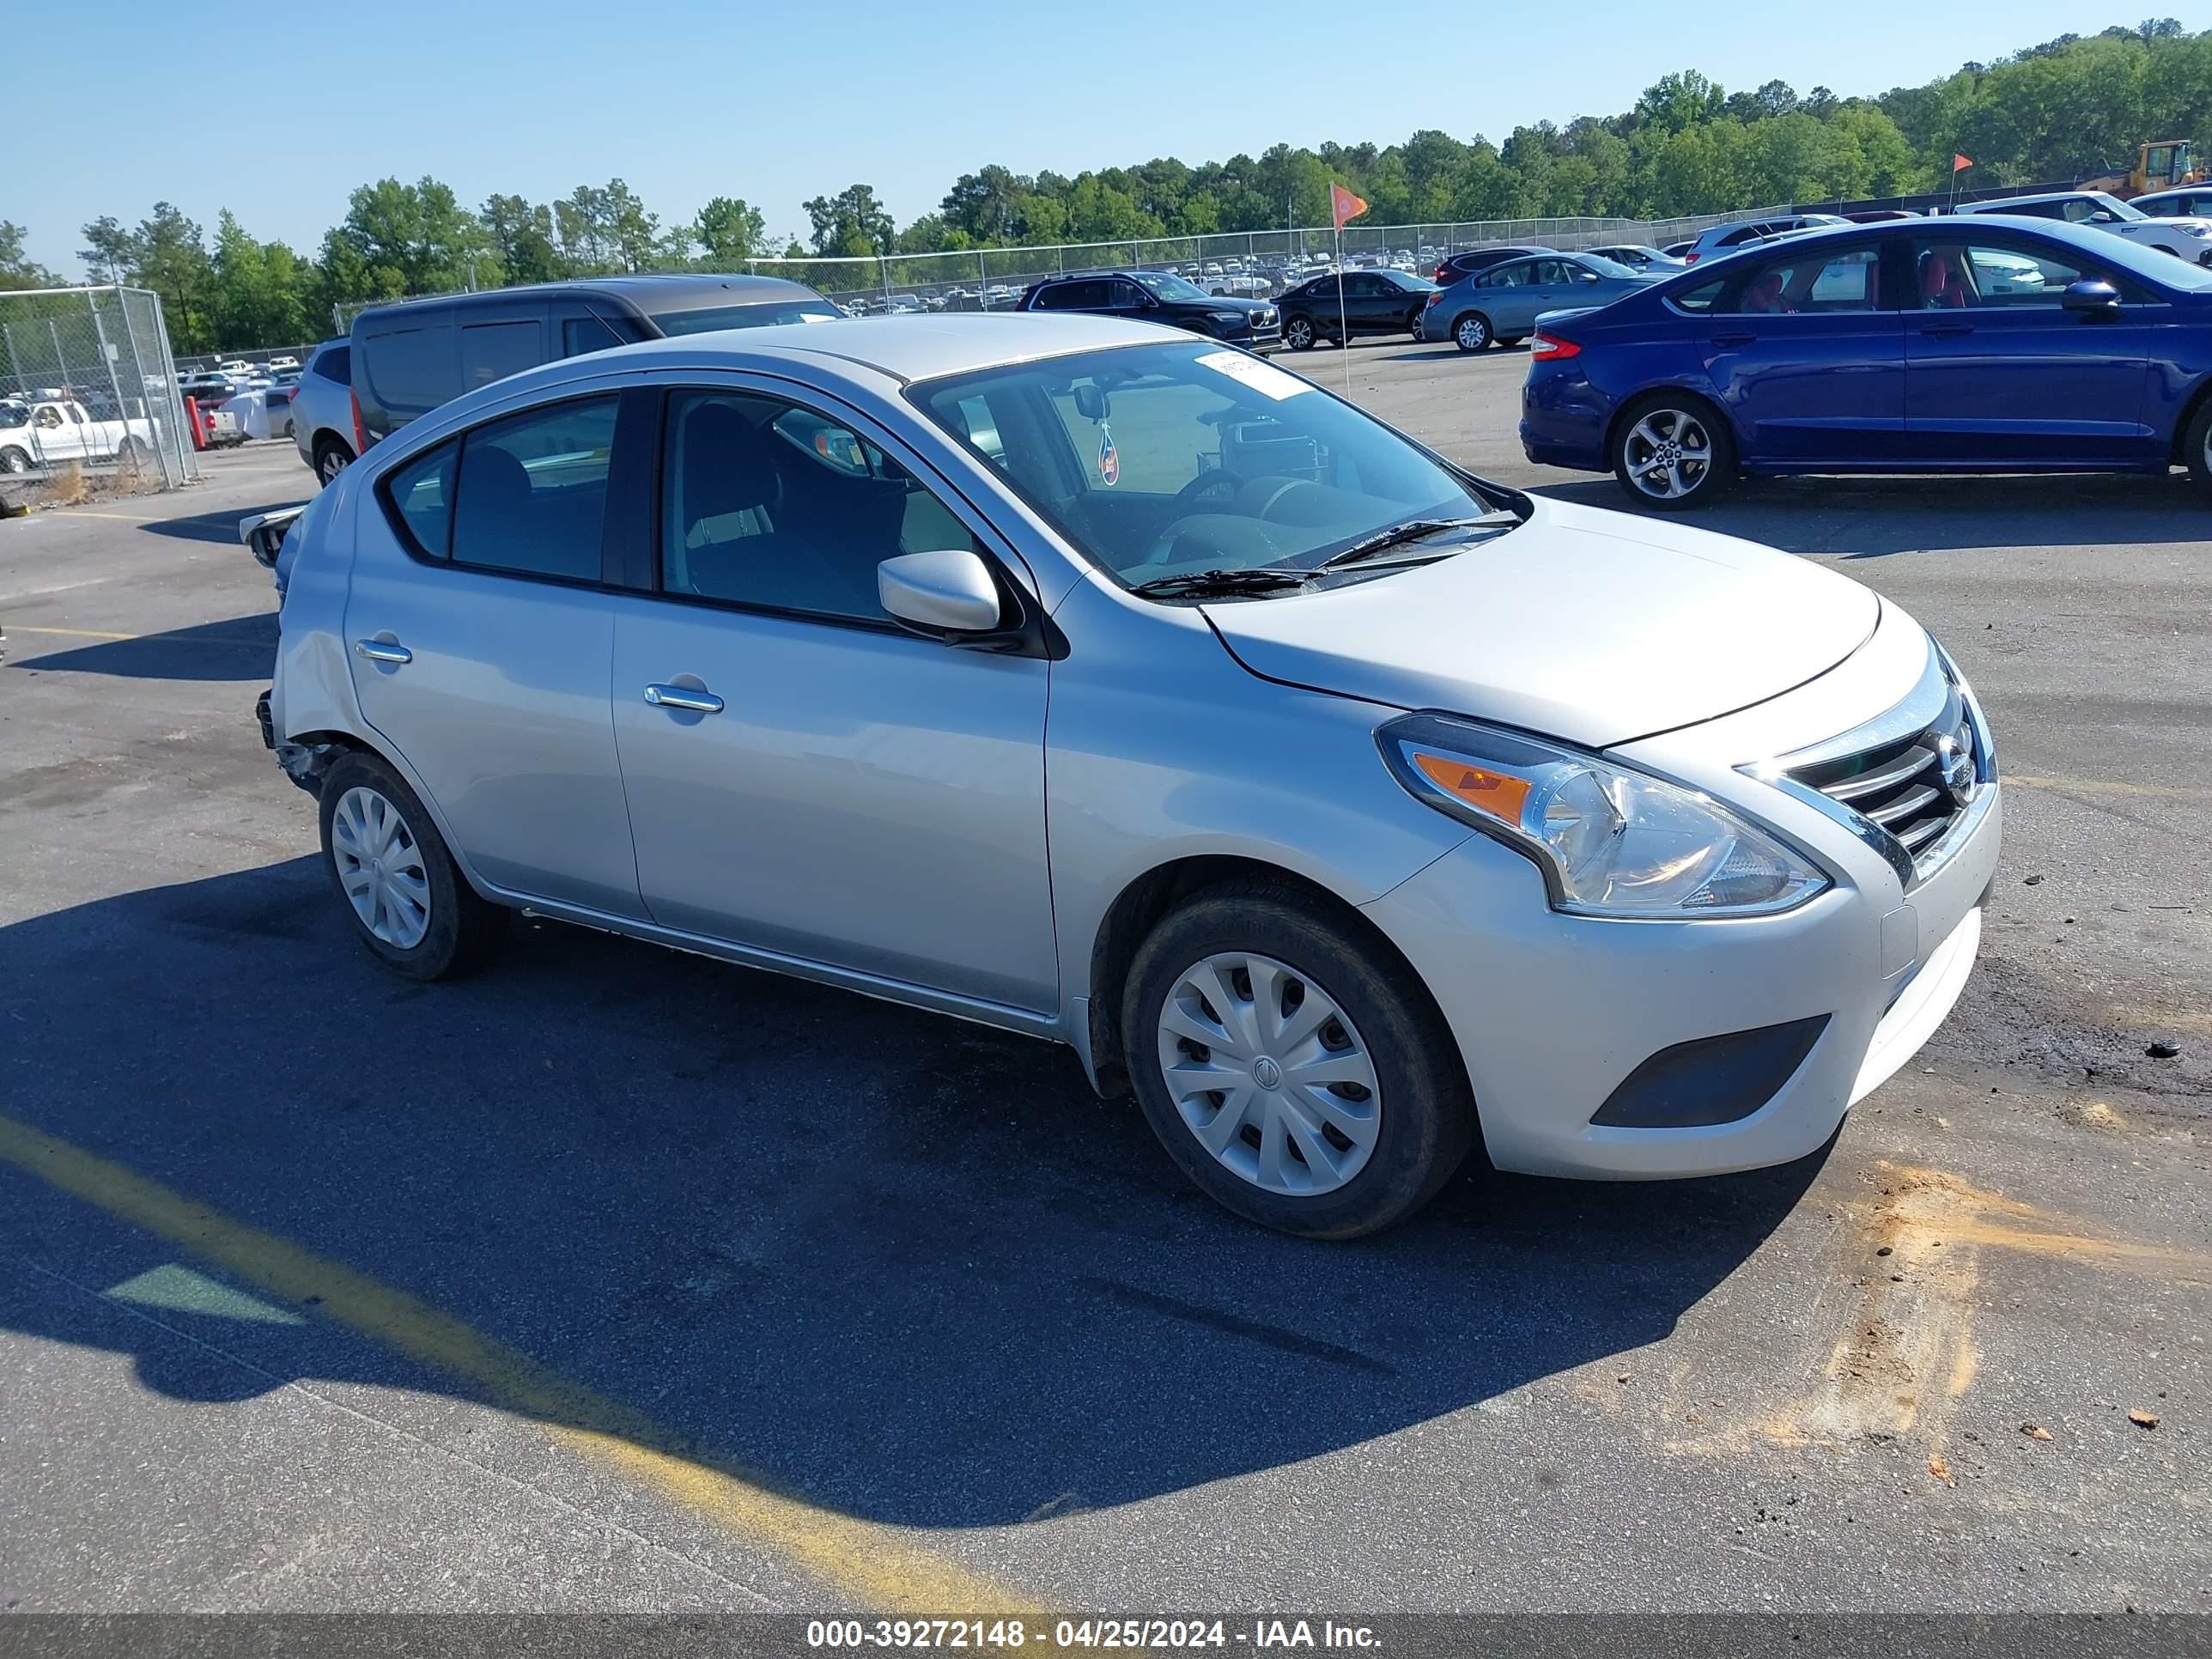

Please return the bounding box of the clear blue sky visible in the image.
[17,0,2148,273]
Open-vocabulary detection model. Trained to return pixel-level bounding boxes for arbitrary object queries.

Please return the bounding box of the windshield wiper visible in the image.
[1127,568,1310,599]
[1317,513,1516,572]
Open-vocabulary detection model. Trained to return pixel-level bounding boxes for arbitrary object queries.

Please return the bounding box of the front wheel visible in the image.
[1611,395,1735,510]
[318,750,507,980]
[1452,312,1492,353]
[1283,315,1316,351]
[1123,879,1475,1238]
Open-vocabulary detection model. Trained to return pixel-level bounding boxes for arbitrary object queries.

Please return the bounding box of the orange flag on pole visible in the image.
[1953,153,1973,173]
[1330,183,1370,230]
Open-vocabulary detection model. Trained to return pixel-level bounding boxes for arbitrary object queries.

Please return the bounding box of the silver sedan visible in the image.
[262,314,1998,1237]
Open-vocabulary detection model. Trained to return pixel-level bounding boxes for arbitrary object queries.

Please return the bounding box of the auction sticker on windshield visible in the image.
[1194,349,1311,401]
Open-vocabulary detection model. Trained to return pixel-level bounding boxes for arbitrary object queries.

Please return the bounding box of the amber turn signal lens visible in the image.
[1413,751,1531,823]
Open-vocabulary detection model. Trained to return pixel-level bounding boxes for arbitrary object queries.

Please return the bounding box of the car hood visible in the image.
[1200,496,1880,749]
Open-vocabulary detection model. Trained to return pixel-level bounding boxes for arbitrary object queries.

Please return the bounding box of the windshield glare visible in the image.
[651,301,841,335]
[912,340,1505,588]
[1133,271,1211,303]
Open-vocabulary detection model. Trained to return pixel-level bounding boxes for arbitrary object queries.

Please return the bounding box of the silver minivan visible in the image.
[262,315,2000,1237]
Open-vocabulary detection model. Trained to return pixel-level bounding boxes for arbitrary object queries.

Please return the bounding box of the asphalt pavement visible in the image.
[0,356,2205,1624]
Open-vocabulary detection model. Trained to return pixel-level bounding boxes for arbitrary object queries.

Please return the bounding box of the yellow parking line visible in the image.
[0,1111,1040,1616]
[2008,774,2212,803]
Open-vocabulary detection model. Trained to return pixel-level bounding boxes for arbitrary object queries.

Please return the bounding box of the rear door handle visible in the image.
[644,684,724,714]
[1710,331,1756,347]
[1919,323,1974,337]
[353,639,412,665]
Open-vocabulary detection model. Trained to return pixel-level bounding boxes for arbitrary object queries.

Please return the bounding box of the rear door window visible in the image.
[447,397,619,581]
[459,319,544,391]
[385,441,458,559]
[362,324,456,418]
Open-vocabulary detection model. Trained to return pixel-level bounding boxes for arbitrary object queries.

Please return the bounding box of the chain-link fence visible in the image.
[734,209,1796,311]
[329,206,1796,329]
[0,286,198,493]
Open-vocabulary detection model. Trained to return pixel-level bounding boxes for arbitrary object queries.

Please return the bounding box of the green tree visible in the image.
[327,177,495,296]
[694,196,768,264]
[482,194,564,284]
[802,184,894,258]
[77,216,134,283]
[0,221,60,290]
[208,211,312,350]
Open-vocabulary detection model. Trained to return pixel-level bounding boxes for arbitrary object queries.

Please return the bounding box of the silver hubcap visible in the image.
[1624,409,1713,500]
[331,786,431,950]
[1288,319,1311,345]
[321,451,348,483]
[1457,317,1486,348]
[1155,951,1382,1197]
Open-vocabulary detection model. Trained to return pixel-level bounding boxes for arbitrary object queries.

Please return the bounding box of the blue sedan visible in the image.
[1518,216,2212,508]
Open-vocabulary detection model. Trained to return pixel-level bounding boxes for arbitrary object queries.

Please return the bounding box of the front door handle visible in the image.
[354,639,412,665]
[644,684,724,714]
[1919,322,1974,338]
[1710,331,1756,347]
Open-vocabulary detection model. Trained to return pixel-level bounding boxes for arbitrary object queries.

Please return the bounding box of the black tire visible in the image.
[116,435,150,467]
[2183,398,2212,489]
[1283,314,1317,351]
[1406,307,1425,340]
[1121,878,1476,1239]
[1610,392,1736,511]
[0,446,29,474]
[317,750,507,981]
[1451,311,1492,353]
[313,435,354,487]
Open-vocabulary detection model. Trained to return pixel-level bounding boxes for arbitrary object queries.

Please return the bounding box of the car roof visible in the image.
[1959,191,2104,210]
[353,272,823,327]
[471,313,1186,397]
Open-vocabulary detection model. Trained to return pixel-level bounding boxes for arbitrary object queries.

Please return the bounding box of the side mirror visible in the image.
[2086,210,2118,224]
[2061,279,2122,315]
[879,549,1004,636]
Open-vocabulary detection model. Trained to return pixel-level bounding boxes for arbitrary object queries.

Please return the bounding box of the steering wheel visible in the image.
[1173,468,1249,507]
[1135,471,1260,568]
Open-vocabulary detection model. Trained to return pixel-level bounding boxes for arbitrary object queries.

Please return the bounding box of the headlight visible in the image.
[1211,311,1245,325]
[1377,714,1830,918]
[2186,223,2212,238]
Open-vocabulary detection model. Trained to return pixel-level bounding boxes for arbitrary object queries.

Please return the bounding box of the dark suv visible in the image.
[349,274,838,449]
[1016,270,1279,349]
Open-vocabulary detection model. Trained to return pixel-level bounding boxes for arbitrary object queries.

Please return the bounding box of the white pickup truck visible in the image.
[0,398,162,472]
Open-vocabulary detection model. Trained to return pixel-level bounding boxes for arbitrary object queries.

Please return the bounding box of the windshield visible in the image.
[650,301,841,335]
[1578,254,1638,279]
[911,339,1513,590]
[1133,271,1212,303]
[2089,192,2147,221]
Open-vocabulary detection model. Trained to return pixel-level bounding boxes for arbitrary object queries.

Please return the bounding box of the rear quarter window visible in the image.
[311,344,351,386]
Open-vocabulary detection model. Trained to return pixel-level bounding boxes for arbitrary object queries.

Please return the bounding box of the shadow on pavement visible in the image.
[14,613,276,682]
[0,858,1825,1528]
[1534,471,2212,556]
[137,500,307,545]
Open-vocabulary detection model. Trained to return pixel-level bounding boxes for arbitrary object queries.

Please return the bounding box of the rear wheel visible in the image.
[2183,398,2212,489]
[1283,315,1316,351]
[313,436,354,487]
[0,446,29,474]
[1123,878,1474,1238]
[116,435,150,468]
[1611,393,1735,510]
[318,750,506,981]
[1453,312,1492,353]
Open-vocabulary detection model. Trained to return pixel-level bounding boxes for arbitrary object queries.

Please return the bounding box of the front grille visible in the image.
[1787,684,1981,872]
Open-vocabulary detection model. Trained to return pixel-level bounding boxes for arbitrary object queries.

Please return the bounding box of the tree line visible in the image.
[3,18,2205,353]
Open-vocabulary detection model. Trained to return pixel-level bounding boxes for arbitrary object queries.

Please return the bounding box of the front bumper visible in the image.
[1360,621,2002,1180]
